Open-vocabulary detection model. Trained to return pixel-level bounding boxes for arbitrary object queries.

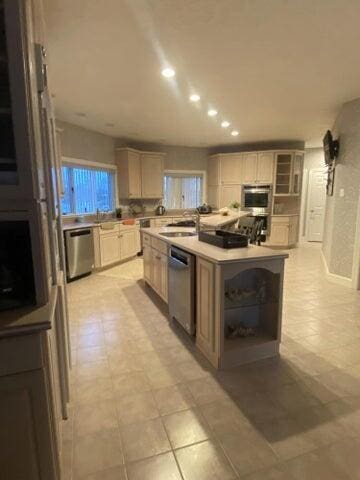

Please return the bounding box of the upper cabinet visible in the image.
[219,154,242,184]
[116,148,165,199]
[208,155,220,185]
[243,152,274,184]
[242,153,258,183]
[274,152,303,195]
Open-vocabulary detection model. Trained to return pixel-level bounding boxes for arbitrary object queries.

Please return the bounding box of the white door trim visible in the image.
[305,167,327,242]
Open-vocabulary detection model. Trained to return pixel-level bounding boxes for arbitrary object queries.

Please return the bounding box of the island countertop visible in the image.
[143,227,289,264]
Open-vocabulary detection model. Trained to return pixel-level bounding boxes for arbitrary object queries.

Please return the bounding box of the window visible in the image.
[61,165,115,215]
[163,172,204,209]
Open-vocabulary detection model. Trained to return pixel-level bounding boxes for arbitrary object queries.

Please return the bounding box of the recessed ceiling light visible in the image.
[161,68,175,78]
[221,121,230,128]
[190,94,200,102]
[231,130,239,136]
[208,109,218,117]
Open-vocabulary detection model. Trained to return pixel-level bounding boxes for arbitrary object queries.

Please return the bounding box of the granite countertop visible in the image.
[0,286,57,338]
[144,227,289,264]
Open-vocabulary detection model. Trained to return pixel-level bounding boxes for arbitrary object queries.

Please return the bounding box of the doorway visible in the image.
[306,168,327,242]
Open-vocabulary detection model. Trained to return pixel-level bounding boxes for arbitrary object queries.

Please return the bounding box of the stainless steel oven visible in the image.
[241,184,272,215]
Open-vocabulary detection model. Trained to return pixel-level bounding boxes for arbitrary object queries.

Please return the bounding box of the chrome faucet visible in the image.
[183,210,201,233]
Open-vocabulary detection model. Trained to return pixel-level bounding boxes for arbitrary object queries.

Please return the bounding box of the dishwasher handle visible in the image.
[169,255,190,270]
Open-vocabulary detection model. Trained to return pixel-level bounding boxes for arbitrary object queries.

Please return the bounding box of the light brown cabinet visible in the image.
[120,229,138,260]
[219,185,241,209]
[142,233,168,303]
[97,224,140,268]
[274,152,304,195]
[99,231,121,266]
[242,152,274,184]
[269,215,299,247]
[219,154,242,184]
[196,257,217,362]
[208,155,220,186]
[116,148,165,199]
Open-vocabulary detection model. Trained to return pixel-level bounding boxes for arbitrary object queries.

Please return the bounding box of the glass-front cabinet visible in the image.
[274,152,304,196]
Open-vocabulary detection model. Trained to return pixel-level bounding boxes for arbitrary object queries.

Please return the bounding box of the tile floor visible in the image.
[62,243,360,479]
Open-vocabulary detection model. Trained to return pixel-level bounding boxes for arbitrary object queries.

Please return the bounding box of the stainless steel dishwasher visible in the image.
[64,228,95,281]
[168,246,195,335]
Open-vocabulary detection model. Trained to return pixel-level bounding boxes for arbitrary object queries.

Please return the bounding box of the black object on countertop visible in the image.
[198,230,248,249]
[166,220,196,227]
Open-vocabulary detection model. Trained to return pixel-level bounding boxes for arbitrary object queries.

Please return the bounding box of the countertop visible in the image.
[0,286,57,338]
[144,227,289,264]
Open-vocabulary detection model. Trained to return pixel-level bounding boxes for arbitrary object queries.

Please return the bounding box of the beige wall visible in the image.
[57,120,116,165]
[322,97,360,279]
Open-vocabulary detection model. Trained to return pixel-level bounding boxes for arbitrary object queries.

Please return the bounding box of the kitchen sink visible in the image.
[159,231,197,238]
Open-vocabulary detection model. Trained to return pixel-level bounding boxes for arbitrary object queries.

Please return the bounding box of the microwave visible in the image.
[241,185,272,214]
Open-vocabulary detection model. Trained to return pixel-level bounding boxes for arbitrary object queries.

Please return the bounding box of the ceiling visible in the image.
[43,0,360,147]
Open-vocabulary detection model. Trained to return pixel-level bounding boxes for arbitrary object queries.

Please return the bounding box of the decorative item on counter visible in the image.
[115,207,122,219]
[122,219,135,225]
[219,207,230,216]
[155,204,166,216]
[226,324,256,339]
[229,201,240,212]
[197,203,212,214]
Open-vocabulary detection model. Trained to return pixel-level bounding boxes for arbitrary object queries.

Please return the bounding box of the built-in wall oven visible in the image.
[241,185,272,237]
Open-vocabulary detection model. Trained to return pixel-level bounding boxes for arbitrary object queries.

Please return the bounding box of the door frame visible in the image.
[304,167,327,242]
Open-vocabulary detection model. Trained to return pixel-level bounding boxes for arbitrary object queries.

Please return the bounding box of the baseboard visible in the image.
[321,250,352,287]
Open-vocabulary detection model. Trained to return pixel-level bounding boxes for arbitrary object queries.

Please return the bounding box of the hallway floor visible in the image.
[63,243,360,480]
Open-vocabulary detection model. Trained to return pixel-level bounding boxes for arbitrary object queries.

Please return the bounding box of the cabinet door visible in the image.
[196,258,216,356]
[242,153,258,183]
[143,245,152,284]
[208,156,220,185]
[269,223,289,246]
[207,185,219,209]
[120,230,137,260]
[143,245,152,283]
[288,217,298,245]
[274,153,292,195]
[141,154,164,198]
[0,369,60,479]
[100,232,121,266]
[128,150,142,198]
[158,252,168,303]
[291,154,303,194]
[219,185,241,209]
[151,249,161,292]
[219,154,242,184]
[257,152,274,183]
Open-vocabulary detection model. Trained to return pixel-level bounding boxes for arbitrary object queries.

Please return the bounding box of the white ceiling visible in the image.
[44,0,360,147]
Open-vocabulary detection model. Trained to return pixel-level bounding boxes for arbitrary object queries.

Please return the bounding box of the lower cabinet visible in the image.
[100,231,121,266]
[269,215,299,247]
[196,257,217,362]
[142,234,168,303]
[98,226,140,268]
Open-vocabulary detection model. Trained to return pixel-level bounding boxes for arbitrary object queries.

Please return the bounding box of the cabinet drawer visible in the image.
[98,224,120,235]
[151,237,168,254]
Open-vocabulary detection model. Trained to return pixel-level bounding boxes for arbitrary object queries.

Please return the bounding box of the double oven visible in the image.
[241,184,272,237]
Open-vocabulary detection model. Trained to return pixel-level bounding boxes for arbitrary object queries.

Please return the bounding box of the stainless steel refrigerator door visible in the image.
[65,229,94,279]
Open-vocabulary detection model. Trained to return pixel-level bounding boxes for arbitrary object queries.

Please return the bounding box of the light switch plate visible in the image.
[339,188,345,197]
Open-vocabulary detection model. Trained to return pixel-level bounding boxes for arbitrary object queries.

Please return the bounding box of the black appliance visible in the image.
[0,221,36,311]
[241,185,272,215]
[323,130,339,165]
[198,230,248,249]
[155,205,166,216]
[197,204,212,214]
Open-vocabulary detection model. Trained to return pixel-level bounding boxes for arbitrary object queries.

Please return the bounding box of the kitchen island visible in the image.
[142,227,288,369]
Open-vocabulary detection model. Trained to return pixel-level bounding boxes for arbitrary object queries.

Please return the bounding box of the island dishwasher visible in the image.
[168,246,195,335]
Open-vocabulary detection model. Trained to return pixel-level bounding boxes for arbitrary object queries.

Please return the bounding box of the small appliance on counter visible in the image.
[199,230,248,249]
[155,205,166,216]
[197,203,212,214]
